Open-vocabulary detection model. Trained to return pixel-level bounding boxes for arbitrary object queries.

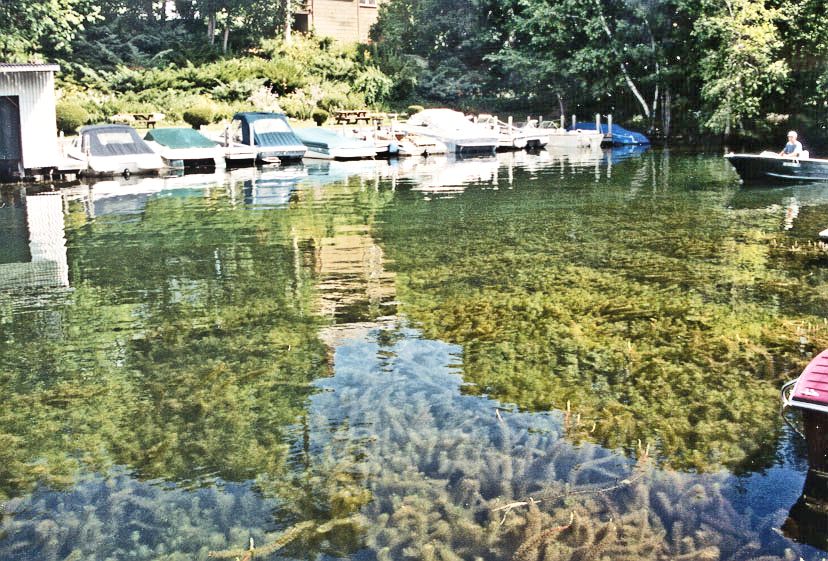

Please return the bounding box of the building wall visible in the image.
[0,70,60,169]
[309,0,381,44]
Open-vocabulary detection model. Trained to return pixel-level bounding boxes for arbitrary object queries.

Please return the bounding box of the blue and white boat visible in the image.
[569,122,650,146]
[230,112,307,163]
[295,127,376,160]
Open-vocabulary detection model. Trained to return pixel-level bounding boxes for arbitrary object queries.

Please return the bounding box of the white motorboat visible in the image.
[514,120,550,150]
[476,114,529,151]
[540,121,604,150]
[143,127,226,170]
[354,127,448,157]
[67,124,166,177]
[207,112,307,165]
[401,109,498,154]
[295,127,377,160]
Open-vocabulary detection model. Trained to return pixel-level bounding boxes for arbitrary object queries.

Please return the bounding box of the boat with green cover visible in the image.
[144,127,225,169]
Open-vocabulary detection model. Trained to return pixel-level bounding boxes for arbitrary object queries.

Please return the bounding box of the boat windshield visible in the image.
[253,119,291,134]
[97,132,135,145]
[410,110,471,129]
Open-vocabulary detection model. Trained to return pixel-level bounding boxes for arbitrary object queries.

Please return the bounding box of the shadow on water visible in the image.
[1,149,828,559]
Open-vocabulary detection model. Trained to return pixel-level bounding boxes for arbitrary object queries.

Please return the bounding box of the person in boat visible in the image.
[779,131,803,158]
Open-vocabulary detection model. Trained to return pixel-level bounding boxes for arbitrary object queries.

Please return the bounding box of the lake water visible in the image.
[2,148,828,560]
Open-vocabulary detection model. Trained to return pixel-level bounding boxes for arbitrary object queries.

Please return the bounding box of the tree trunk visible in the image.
[208,12,216,45]
[724,103,731,138]
[556,92,565,121]
[284,0,293,43]
[223,16,231,54]
[593,0,650,119]
[662,87,671,140]
[145,0,155,23]
[644,16,661,132]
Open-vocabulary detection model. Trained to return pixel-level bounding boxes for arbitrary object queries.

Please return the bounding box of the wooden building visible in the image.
[293,0,383,44]
[0,64,61,177]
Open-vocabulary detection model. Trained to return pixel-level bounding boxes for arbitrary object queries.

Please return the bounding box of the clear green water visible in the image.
[1,150,828,560]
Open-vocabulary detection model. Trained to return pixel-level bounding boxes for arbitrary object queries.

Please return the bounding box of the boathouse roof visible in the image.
[0,63,60,73]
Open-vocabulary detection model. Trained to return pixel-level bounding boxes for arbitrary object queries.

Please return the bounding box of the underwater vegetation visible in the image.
[377,154,828,472]
[0,325,814,560]
[301,326,810,561]
[0,172,395,502]
[2,154,828,560]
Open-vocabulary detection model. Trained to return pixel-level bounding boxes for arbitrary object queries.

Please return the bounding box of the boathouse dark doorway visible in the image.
[0,96,23,178]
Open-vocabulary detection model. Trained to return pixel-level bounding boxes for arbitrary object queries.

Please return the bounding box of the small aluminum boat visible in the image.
[476,115,529,151]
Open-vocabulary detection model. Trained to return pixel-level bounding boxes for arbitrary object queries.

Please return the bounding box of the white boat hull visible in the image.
[546,131,603,150]
[145,142,226,169]
[68,153,165,177]
[303,146,377,160]
[401,110,499,155]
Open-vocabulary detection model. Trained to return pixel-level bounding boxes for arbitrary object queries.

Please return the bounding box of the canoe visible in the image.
[726,152,828,183]
[782,349,828,414]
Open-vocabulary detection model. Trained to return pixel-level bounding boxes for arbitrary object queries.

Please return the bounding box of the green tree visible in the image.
[694,0,789,135]
[0,0,100,61]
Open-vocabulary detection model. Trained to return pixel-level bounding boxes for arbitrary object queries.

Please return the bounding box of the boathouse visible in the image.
[0,64,61,177]
[293,0,384,43]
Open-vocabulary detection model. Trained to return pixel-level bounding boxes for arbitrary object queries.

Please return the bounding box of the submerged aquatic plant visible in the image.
[1,154,826,561]
[376,156,828,471]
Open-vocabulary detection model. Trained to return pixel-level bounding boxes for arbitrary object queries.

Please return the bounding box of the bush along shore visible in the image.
[54,35,394,134]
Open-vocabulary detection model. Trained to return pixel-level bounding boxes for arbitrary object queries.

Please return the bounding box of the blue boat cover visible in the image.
[233,112,303,148]
[569,122,650,145]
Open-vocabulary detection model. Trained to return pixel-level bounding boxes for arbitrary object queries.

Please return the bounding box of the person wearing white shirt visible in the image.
[780,131,803,158]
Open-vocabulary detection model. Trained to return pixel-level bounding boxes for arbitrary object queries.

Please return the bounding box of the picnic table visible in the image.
[333,110,372,125]
[109,112,165,128]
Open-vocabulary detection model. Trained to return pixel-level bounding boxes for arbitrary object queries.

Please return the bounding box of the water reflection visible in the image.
[0,191,68,289]
[783,469,828,551]
[2,149,828,559]
[242,167,306,209]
